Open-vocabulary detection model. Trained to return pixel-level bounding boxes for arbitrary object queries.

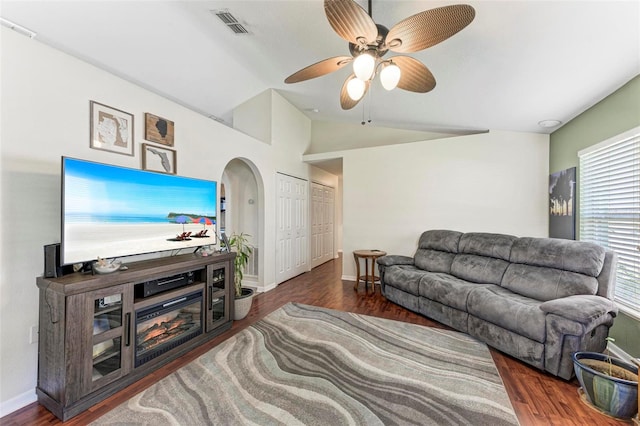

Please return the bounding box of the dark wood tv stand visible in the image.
[35,252,235,421]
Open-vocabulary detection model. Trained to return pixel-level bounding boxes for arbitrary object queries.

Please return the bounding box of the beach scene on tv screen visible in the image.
[63,158,217,264]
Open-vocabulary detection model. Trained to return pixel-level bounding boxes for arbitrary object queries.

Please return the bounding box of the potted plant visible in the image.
[227,232,254,320]
[572,341,638,420]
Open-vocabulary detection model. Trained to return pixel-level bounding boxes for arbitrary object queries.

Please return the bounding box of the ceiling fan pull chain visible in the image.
[367,85,372,124]
[360,84,372,125]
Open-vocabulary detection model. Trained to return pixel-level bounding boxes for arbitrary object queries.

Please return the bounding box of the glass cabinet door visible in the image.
[87,284,133,391]
[206,263,230,331]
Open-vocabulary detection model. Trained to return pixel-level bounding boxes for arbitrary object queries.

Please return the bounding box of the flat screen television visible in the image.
[62,157,217,265]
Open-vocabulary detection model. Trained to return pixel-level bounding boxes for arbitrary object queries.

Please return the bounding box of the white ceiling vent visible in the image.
[211,9,250,35]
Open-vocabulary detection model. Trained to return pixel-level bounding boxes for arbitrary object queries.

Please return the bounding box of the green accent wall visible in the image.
[549,74,640,357]
[550,75,640,173]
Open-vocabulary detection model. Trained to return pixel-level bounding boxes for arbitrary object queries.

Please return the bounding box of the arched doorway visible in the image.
[221,158,264,289]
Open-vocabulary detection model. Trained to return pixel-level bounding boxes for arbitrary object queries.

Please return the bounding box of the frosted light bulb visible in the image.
[353,53,375,81]
[380,63,401,90]
[346,77,366,101]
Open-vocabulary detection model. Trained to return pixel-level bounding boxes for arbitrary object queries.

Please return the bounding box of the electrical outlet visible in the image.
[29,325,38,344]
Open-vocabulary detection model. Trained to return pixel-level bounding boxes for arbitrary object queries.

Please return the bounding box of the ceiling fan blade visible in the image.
[285,56,352,84]
[324,0,378,46]
[391,56,436,93]
[340,74,369,110]
[386,4,475,53]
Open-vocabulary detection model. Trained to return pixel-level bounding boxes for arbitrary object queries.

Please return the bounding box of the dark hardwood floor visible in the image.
[2,256,629,425]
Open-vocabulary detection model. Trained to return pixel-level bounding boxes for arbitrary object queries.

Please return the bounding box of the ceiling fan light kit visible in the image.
[285,0,475,109]
[353,52,376,80]
[347,76,367,101]
[379,61,401,91]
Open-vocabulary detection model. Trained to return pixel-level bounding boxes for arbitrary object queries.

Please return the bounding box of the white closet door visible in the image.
[311,184,324,267]
[311,182,335,269]
[276,173,308,284]
[323,186,334,262]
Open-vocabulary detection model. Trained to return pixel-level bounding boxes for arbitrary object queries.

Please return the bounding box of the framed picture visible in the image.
[549,167,576,240]
[145,113,174,146]
[142,143,177,174]
[90,101,134,156]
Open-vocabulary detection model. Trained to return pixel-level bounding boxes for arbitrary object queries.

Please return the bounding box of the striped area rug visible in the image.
[92,303,519,425]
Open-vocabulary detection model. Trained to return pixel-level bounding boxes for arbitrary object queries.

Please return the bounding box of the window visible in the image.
[579,126,640,316]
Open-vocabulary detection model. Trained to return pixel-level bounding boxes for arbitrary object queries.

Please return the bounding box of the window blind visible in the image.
[579,127,640,316]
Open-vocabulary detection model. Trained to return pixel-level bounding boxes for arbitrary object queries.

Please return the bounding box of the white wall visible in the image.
[0,28,312,415]
[341,130,550,279]
[270,90,312,179]
[233,89,272,144]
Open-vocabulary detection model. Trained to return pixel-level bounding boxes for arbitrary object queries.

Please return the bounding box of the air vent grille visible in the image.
[212,9,251,35]
[216,11,236,24]
[227,23,249,34]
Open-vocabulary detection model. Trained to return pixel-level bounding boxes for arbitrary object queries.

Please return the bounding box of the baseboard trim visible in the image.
[0,389,37,418]
[341,275,356,282]
[242,276,282,294]
[261,281,278,293]
[249,281,277,293]
[608,342,634,364]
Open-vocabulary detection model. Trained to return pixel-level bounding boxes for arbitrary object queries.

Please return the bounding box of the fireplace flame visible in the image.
[137,309,200,354]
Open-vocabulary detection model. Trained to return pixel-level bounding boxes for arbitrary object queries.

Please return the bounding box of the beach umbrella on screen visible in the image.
[198,217,213,229]
[174,215,189,232]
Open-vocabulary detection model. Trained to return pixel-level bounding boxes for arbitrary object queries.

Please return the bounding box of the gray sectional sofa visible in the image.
[377,230,618,379]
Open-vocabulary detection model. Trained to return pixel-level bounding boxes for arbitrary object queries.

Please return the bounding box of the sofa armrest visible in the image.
[543,296,617,379]
[377,255,413,297]
[540,295,618,325]
[377,255,414,267]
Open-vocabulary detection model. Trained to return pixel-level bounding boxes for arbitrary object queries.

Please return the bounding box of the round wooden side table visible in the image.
[353,249,387,292]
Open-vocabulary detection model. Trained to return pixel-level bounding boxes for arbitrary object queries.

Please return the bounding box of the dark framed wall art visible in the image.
[145,113,174,147]
[549,167,576,240]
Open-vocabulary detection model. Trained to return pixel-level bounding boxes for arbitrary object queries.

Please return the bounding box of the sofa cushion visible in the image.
[414,249,457,273]
[458,232,516,261]
[510,237,605,277]
[382,265,425,296]
[414,230,461,273]
[418,230,462,252]
[448,233,516,284]
[419,272,491,311]
[467,285,547,343]
[502,264,599,301]
[451,254,510,285]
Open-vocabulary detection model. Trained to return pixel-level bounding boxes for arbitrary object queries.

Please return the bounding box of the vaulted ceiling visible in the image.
[3,1,639,143]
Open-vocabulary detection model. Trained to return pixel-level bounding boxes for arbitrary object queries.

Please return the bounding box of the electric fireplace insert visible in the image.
[135,290,203,367]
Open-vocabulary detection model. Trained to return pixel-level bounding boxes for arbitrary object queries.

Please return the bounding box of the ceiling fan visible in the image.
[284,0,475,110]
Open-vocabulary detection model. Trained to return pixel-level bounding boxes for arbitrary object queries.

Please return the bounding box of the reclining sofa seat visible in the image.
[377,230,618,380]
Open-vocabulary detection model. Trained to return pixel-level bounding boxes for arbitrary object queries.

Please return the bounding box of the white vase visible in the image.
[233,287,254,320]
